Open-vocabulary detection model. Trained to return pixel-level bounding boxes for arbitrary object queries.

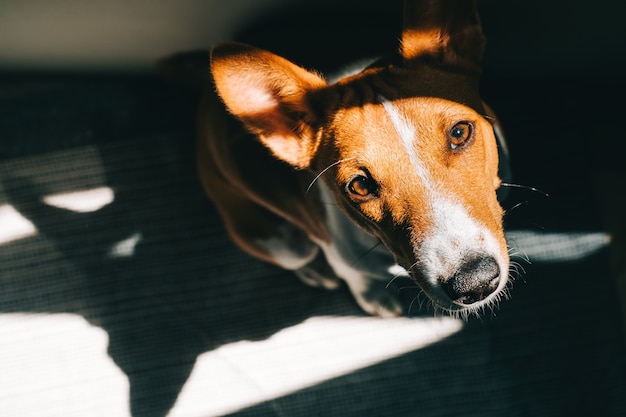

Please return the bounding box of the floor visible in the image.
[0,61,625,417]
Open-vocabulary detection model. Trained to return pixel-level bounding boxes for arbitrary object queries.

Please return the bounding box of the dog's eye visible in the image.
[347,175,377,201]
[448,121,474,150]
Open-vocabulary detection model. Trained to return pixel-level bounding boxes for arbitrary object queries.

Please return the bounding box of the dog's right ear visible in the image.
[210,42,327,169]
[400,0,485,74]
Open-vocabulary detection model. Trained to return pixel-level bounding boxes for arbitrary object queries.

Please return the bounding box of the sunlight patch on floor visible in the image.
[506,230,611,263]
[0,313,130,417]
[0,312,462,417]
[109,232,143,258]
[0,204,37,245]
[42,186,114,213]
[168,316,463,417]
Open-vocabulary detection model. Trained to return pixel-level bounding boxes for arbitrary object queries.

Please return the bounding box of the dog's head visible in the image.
[210,0,509,313]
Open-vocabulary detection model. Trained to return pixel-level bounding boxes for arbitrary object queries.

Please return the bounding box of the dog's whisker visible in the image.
[405,260,420,273]
[500,182,550,198]
[306,158,356,194]
[349,240,383,269]
[385,274,404,289]
[511,253,530,266]
[508,245,530,264]
[386,259,420,289]
[504,200,529,216]
[508,253,524,263]
[510,260,527,275]
[420,293,430,313]
[386,261,418,289]
[412,292,431,318]
[407,296,419,318]
[507,259,527,285]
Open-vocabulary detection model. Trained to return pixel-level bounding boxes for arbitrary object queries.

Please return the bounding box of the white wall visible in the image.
[0,0,298,72]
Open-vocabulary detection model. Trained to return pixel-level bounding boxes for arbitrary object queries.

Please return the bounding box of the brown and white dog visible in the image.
[185,0,511,317]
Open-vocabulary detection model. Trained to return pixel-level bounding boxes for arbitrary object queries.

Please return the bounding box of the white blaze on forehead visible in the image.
[380,97,432,189]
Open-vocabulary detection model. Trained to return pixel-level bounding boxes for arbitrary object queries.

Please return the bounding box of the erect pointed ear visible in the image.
[210,42,327,168]
[400,0,485,72]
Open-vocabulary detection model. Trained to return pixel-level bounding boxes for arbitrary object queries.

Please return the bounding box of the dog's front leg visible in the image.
[317,243,405,318]
[292,249,342,290]
[343,275,404,318]
[253,220,342,290]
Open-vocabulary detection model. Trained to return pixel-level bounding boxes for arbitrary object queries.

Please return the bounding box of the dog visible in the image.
[165,0,512,318]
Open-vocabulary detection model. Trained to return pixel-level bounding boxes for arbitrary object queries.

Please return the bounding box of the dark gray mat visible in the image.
[0,76,625,417]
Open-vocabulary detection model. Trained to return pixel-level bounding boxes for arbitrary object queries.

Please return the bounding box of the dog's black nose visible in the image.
[443,256,500,305]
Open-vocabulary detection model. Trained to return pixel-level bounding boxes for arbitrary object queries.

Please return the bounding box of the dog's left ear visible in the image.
[400,0,485,73]
[211,42,327,169]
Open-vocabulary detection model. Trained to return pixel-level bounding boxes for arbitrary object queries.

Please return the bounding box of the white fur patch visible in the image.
[380,97,431,185]
[420,196,504,285]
